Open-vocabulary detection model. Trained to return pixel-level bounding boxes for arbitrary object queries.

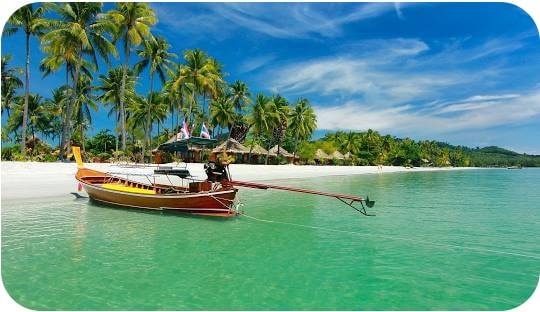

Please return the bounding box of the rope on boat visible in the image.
[240,213,540,261]
[208,193,243,213]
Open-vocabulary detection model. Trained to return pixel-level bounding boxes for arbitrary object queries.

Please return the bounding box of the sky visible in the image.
[2,2,540,154]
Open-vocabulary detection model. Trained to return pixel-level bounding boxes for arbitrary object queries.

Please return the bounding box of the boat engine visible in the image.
[204,161,230,182]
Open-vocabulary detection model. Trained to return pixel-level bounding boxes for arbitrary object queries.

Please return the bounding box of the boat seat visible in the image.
[101,183,156,195]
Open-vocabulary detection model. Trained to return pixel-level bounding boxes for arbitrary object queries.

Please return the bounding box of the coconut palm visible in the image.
[289,98,317,158]
[174,49,224,124]
[42,87,67,148]
[126,94,147,146]
[248,93,279,163]
[1,54,23,120]
[104,3,156,151]
[134,35,176,161]
[210,95,235,137]
[4,3,48,154]
[229,80,251,112]
[226,80,251,139]
[149,92,169,139]
[6,94,47,154]
[97,66,137,150]
[128,91,168,147]
[71,74,98,155]
[42,2,117,160]
[163,63,189,132]
[271,94,290,157]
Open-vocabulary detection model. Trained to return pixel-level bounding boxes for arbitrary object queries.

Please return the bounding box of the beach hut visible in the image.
[211,138,250,163]
[269,145,298,163]
[330,150,345,165]
[314,149,330,165]
[331,150,345,160]
[249,144,274,163]
[157,135,217,162]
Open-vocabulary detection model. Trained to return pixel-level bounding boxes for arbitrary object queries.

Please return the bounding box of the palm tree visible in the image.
[336,131,360,155]
[42,2,117,160]
[248,93,277,163]
[289,98,317,158]
[126,94,147,147]
[128,91,168,148]
[1,54,23,120]
[42,88,67,148]
[174,49,223,125]
[5,4,47,154]
[6,94,47,154]
[163,64,189,132]
[271,94,290,157]
[72,74,98,155]
[104,3,156,151]
[210,95,235,137]
[229,80,252,112]
[150,92,169,140]
[134,35,176,161]
[227,80,251,139]
[97,66,137,151]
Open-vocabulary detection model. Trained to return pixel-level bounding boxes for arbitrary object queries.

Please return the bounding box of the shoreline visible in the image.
[1,161,483,202]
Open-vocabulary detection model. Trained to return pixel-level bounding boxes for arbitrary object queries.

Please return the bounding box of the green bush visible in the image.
[1,145,19,160]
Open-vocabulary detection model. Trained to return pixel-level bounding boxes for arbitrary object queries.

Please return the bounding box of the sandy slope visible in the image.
[1,161,477,201]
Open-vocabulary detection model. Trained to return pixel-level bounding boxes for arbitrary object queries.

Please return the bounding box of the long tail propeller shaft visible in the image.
[228,180,375,216]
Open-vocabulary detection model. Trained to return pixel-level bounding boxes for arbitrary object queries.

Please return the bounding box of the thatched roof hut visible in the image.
[250,144,273,156]
[211,138,249,154]
[331,150,345,160]
[315,149,330,160]
[269,145,295,158]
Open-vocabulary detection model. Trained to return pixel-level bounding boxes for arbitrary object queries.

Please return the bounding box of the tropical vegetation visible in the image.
[1,3,538,168]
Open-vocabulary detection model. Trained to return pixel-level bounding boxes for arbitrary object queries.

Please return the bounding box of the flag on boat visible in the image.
[181,119,190,139]
[200,123,211,139]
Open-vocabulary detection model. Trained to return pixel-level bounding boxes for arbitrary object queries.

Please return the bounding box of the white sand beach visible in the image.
[1,161,477,201]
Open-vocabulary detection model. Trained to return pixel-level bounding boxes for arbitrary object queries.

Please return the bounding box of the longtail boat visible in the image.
[74,147,238,216]
[73,146,375,217]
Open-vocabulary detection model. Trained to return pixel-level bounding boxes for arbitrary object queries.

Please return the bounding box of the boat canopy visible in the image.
[157,137,217,152]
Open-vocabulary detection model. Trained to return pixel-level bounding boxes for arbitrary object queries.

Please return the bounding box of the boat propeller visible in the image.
[365,196,375,208]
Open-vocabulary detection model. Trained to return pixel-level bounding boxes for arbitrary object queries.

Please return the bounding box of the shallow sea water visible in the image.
[2,168,539,310]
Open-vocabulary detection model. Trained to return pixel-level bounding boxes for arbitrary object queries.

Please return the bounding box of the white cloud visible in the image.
[463,94,520,102]
[267,53,487,105]
[154,3,406,40]
[314,91,540,135]
[394,3,405,20]
[238,54,277,73]
[266,33,534,109]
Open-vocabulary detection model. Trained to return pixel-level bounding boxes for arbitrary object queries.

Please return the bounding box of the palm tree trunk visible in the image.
[248,135,256,163]
[119,39,130,152]
[293,130,299,159]
[142,73,155,163]
[20,32,30,155]
[60,49,82,161]
[171,106,174,132]
[227,120,235,141]
[265,145,270,165]
[31,125,35,157]
[81,123,85,157]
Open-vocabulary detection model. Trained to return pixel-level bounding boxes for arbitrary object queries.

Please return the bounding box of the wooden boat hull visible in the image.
[76,168,238,217]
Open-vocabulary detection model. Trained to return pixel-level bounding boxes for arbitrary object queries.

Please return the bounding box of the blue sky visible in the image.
[2,2,540,154]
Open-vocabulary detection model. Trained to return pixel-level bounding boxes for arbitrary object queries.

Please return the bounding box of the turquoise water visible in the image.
[2,169,539,310]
